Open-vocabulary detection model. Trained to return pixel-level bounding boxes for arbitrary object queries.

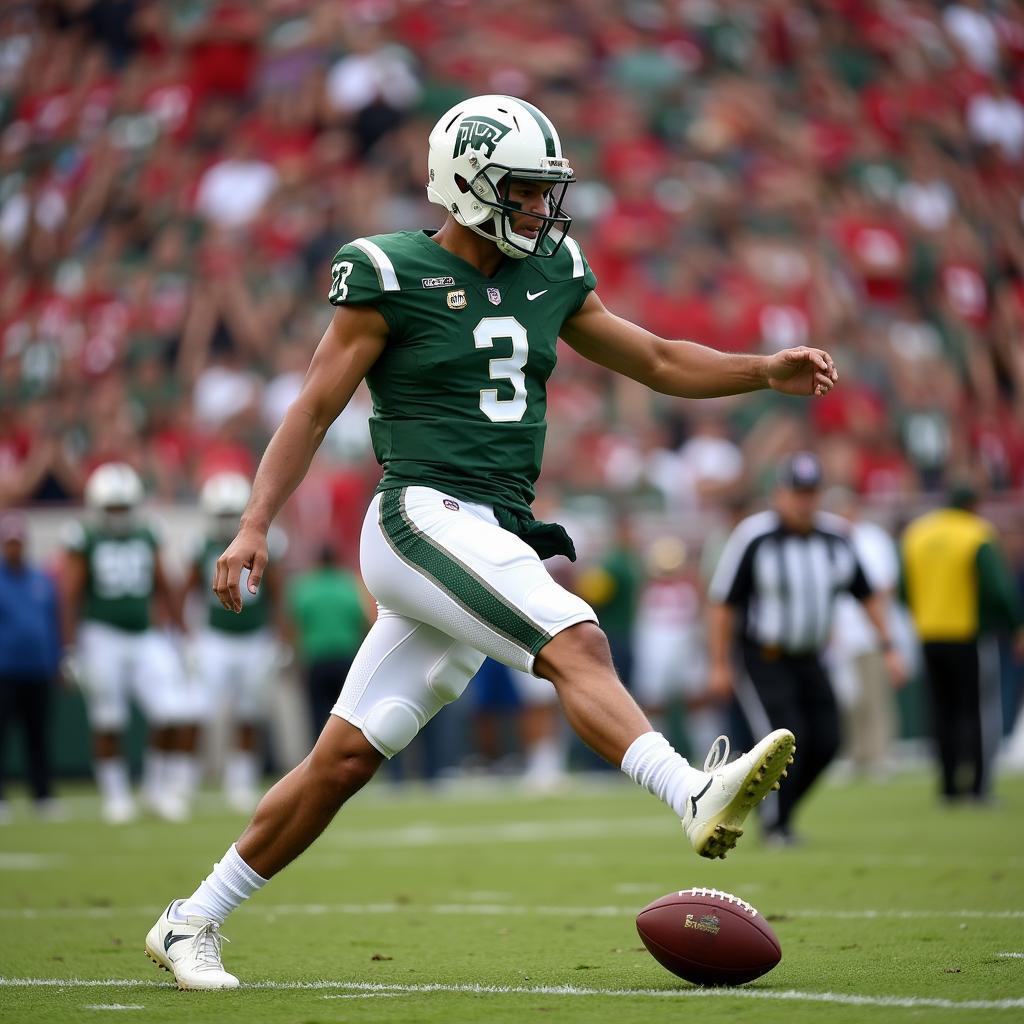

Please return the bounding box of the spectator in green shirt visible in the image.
[286,546,371,745]
[576,512,644,689]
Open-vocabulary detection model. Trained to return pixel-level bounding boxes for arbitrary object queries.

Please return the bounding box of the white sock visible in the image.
[224,751,258,796]
[95,758,131,803]
[179,844,268,925]
[167,753,199,799]
[142,750,167,800]
[524,736,565,781]
[621,731,706,818]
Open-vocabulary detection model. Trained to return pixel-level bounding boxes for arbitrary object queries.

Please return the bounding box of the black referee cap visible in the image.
[777,451,823,491]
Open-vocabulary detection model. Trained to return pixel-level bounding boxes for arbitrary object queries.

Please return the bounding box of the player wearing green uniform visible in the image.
[64,463,191,824]
[149,95,837,990]
[185,473,285,813]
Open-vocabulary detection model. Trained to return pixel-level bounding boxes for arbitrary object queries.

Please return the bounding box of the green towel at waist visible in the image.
[493,504,577,562]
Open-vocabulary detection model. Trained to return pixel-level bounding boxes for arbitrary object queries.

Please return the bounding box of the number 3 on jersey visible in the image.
[474,316,528,423]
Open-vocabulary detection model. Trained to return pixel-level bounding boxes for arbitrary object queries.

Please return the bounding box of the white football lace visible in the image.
[703,735,731,773]
[190,922,230,972]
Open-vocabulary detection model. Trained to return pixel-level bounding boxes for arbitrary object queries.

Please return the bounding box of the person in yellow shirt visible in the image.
[901,485,1024,803]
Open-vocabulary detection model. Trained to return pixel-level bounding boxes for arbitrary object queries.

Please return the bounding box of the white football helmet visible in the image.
[199,472,251,539]
[85,462,143,509]
[84,462,144,533]
[426,94,574,259]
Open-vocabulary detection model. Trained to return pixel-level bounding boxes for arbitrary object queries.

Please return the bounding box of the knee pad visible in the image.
[427,645,485,705]
[361,699,423,758]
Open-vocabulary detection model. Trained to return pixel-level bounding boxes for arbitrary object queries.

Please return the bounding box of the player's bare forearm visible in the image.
[562,293,837,399]
[707,603,736,670]
[60,553,86,648]
[240,407,327,534]
[240,305,388,534]
[861,592,892,649]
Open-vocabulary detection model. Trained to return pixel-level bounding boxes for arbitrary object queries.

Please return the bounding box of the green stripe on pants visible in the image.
[379,488,550,657]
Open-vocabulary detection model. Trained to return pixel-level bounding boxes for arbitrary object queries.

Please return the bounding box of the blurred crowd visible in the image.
[2,0,1024,561]
[3,0,1024,802]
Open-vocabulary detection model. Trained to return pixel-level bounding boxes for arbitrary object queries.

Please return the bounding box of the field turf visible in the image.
[1,770,1022,1024]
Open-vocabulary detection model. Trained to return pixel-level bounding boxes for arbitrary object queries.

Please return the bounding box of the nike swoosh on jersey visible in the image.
[526,289,548,301]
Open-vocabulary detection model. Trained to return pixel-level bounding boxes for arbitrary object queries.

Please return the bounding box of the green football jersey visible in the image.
[328,230,597,517]
[64,520,159,633]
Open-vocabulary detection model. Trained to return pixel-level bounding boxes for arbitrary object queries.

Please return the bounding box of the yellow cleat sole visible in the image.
[693,732,796,860]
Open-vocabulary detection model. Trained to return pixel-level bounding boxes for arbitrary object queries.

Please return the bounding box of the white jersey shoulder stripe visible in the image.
[350,237,401,292]
[562,236,585,279]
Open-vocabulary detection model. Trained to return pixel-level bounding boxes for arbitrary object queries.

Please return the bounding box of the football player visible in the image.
[147,95,835,988]
[63,463,195,823]
[185,472,286,813]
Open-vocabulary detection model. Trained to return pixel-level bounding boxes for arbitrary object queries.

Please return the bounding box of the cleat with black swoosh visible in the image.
[145,900,239,990]
[680,730,796,860]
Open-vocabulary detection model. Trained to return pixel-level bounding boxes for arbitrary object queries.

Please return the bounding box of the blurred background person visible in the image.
[632,535,723,759]
[707,452,905,844]
[575,510,643,690]
[467,658,569,791]
[185,471,286,813]
[901,484,1024,804]
[61,462,192,823]
[825,488,918,780]
[285,543,370,746]
[0,511,62,821]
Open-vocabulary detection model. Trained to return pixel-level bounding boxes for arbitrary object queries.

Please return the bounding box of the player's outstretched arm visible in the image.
[213,305,387,613]
[561,293,837,399]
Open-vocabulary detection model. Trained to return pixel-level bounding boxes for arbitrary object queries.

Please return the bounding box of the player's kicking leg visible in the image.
[534,623,795,860]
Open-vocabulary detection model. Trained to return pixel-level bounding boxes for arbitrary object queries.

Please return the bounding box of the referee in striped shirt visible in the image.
[706,453,904,844]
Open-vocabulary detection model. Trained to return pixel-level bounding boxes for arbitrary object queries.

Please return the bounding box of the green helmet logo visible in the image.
[453,116,510,159]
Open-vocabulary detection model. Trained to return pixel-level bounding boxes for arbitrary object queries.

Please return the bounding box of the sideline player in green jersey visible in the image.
[147,94,836,989]
[183,472,286,813]
[63,463,195,824]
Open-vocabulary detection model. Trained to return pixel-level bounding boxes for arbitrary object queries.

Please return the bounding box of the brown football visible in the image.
[636,887,781,986]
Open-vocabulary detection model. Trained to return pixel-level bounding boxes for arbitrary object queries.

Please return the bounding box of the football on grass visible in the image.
[636,887,781,986]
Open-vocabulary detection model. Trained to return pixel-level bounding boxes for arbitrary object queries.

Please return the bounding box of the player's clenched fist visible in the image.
[213,527,268,613]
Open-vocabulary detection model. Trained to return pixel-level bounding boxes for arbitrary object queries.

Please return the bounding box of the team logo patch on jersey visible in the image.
[443,499,460,511]
[453,116,510,159]
[486,287,502,305]
[447,289,467,310]
[422,276,456,289]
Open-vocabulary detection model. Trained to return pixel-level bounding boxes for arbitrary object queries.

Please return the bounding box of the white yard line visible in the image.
[1,977,1022,1010]
[2,902,1023,921]
[0,854,66,870]
[998,953,1024,959]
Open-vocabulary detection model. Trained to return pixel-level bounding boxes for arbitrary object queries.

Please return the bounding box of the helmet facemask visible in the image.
[461,164,573,259]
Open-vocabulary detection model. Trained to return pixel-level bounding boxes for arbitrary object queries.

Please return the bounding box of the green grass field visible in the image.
[1,770,1022,1024]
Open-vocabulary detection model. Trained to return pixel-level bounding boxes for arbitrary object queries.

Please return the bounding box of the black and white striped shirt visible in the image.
[708,510,872,654]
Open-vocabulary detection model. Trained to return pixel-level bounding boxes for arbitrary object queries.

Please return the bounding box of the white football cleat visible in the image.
[145,900,239,990]
[225,788,258,815]
[102,795,137,825]
[682,729,796,860]
[144,791,190,823]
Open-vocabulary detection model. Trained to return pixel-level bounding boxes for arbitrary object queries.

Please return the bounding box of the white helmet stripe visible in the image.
[351,237,401,292]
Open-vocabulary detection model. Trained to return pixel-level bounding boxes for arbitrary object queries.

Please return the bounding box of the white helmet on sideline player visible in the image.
[199,472,251,540]
[84,462,144,534]
[426,94,574,259]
